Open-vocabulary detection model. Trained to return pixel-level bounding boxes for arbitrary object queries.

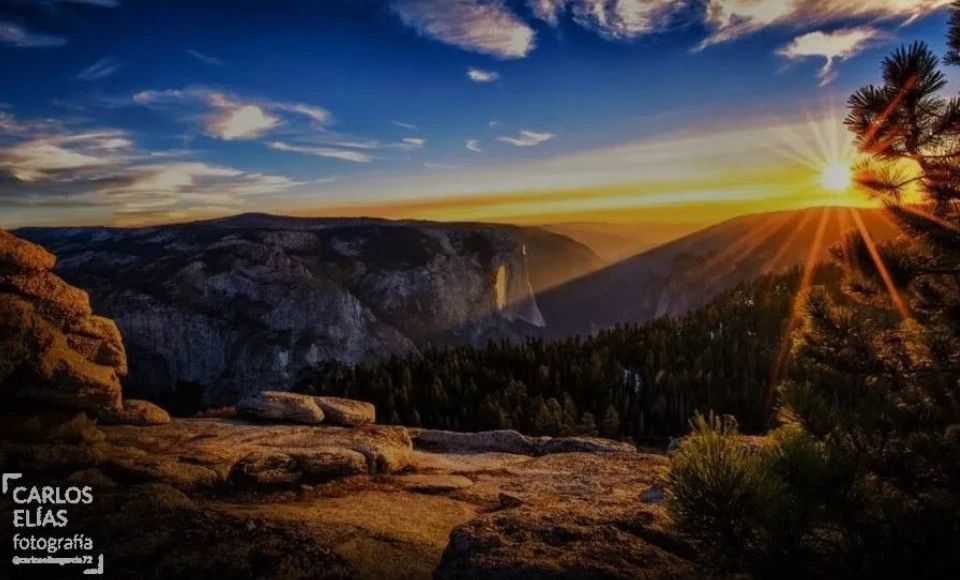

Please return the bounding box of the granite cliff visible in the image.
[17,215,599,410]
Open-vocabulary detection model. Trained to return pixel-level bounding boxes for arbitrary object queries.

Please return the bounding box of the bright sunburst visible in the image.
[820,161,852,192]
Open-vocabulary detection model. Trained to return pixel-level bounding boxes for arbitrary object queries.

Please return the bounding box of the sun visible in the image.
[820,161,852,192]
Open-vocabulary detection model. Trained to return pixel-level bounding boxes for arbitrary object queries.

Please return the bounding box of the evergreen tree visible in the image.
[667,10,960,576]
[577,412,599,437]
[601,405,620,439]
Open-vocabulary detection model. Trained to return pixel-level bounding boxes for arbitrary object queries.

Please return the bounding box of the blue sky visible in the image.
[0,0,956,227]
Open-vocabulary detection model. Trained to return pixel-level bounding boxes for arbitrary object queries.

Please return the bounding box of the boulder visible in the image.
[0,229,56,273]
[0,271,93,324]
[236,391,325,424]
[289,447,368,478]
[0,230,126,414]
[99,399,171,426]
[537,436,637,455]
[413,429,539,455]
[435,508,698,579]
[231,450,301,487]
[313,396,375,426]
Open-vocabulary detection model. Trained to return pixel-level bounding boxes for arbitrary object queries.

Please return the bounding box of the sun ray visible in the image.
[758,206,818,273]
[771,206,832,387]
[850,207,911,321]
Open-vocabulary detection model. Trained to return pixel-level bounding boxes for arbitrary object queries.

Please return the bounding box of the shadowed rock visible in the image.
[411,429,637,457]
[537,436,637,455]
[99,399,171,426]
[412,429,540,455]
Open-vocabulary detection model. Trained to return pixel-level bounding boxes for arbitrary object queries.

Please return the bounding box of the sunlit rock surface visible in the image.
[0,419,692,579]
[0,229,126,411]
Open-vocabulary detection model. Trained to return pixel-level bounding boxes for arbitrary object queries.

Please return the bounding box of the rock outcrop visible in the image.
[0,229,126,412]
[237,391,326,424]
[313,395,375,426]
[411,428,638,456]
[0,414,694,578]
[16,215,600,409]
[99,399,171,426]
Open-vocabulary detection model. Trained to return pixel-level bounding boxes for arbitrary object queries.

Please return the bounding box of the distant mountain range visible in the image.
[14,206,900,409]
[535,207,900,338]
[541,221,704,264]
[17,214,599,410]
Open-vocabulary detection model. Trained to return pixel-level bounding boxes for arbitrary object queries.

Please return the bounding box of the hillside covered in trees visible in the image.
[296,264,843,441]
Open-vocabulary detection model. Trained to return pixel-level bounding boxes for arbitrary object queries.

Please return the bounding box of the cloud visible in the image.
[527,0,566,25]
[779,27,879,85]
[392,120,419,130]
[700,0,951,48]
[132,88,330,139]
[273,102,330,125]
[402,137,426,148]
[391,0,535,59]
[267,141,372,163]
[528,0,686,40]
[467,67,499,83]
[187,49,222,66]
[498,130,554,147]
[0,111,302,222]
[0,21,66,48]
[1,140,110,182]
[77,57,123,81]
[466,139,483,153]
[207,96,280,141]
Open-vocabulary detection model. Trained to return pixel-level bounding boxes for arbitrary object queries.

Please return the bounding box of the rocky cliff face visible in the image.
[17,215,598,410]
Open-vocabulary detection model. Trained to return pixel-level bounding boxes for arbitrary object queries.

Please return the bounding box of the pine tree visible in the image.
[667,9,960,576]
[770,14,960,575]
[601,405,620,439]
[577,412,599,436]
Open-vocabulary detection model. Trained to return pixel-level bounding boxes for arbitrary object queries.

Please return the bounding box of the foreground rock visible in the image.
[237,391,325,424]
[0,229,126,412]
[0,418,695,579]
[0,483,352,579]
[437,507,696,579]
[99,399,171,426]
[411,429,637,456]
[435,453,695,579]
[413,429,540,455]
[313,395,375,426]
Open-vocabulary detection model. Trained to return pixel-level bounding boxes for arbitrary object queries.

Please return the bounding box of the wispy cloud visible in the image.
[392,120,419,130]
[0,110,301,222]
[402,137,426,148]
[699,0,951,48]
[779,27,880,85]
[187,49,222,66]
[267,141,372,163]
[77,57,123,81]
[0,21,66,48]
[530,0,683,40]
[132,88,330,140]
[273,102,330,125]
[466,139,483,153]
[467,67,499,83]
[391,0,535,59]
[498,130,554,147]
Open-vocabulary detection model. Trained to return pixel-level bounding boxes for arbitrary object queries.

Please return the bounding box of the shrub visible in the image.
[665,412,778,571]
